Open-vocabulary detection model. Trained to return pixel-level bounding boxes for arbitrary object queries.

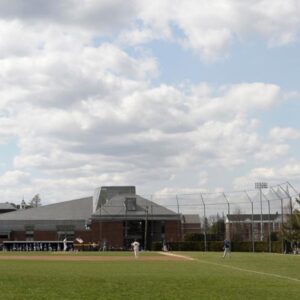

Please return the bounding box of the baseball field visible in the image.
[0,251,299,299]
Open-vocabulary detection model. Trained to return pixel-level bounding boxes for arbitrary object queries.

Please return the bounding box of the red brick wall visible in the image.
[74,230,93,243]
[165,220,181,242]
[34,231,57,241]
[183,223,201,235]
[90,220,124,248]
[11,231,26,241]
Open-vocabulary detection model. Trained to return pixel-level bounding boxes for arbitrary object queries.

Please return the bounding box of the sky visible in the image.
[0,0,300,205]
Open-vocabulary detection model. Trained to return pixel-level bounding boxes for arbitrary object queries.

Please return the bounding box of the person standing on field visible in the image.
[63,237,67,252]
[131,240,140,258]
[223,239,230,258]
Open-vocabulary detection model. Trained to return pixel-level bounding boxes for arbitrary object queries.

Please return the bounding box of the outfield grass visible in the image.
[0,252,299,299]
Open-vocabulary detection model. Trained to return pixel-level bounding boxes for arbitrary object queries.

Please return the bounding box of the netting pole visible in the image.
[144,205,148,251]
[99,203,102,249]
[268,199,271,252]
[270,187,284,254]
[245,191,255,252]
[176,195,181,241]
[200,194,207,252]
[223,193,231,241]
[151,202,153,250]
[176,195,180,214]
[278,185,293,248]
[260,188,263,241]
[261,192,272,252]
[286,181,299,197]
[223,193,230,215]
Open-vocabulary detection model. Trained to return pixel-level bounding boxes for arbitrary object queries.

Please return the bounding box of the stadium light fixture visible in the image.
[255,182,268,241]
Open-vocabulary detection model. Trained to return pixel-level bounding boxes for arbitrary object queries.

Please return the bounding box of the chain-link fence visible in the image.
[140,182,299,252]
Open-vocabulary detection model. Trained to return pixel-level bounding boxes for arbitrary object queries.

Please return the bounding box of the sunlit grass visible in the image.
[0,251,299,299]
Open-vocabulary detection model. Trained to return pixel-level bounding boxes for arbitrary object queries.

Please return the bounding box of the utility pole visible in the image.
[245,191,255,252]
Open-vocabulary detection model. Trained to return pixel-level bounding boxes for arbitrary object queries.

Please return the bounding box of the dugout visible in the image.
[2,241,74,251]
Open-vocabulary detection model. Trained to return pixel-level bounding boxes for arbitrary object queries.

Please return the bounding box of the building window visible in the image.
[57,231,75,241]
[0,232,10,239]
[25,231,34,241]
[124,221,143,236]
[125,197,137,211]
[25,226,34,241]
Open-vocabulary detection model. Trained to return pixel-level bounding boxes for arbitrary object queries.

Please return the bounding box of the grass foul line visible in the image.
[157,252,195,261]
[159,252,300,283]
[195,256,300,283]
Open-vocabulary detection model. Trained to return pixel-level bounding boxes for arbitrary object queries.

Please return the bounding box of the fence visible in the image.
[140,181,299,253]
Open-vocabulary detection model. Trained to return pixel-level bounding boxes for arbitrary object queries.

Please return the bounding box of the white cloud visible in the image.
[234,162,300,189]
[1,1,300,61]
[0,1,299,203]
[1,77,288,201]
[0,30,290,201]
[270,127,300,142]
[0,170,31,187]
[130,0,300,60]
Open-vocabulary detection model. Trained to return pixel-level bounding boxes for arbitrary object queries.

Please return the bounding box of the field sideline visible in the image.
[0,251,299,299]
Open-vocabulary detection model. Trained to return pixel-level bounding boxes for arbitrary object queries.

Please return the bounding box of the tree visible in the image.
[282,198,300,240]
[209,214,225,241]
[29,194,42,208]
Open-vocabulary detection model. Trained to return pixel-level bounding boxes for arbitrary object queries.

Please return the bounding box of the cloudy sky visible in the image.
[0,0,300,204]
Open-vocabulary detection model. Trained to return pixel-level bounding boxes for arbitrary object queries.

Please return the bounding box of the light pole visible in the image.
[255,182,268,241]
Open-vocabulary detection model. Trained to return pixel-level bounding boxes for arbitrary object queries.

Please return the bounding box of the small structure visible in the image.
[225,213,282,241]
[182,214,201,237]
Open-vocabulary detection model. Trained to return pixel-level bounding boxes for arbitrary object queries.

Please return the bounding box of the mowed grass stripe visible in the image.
[194,256,300,283]
[179,252,300,283]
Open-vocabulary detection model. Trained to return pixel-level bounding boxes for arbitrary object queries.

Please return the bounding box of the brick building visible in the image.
[225,213,282,241]
[0,186,186,250]
[181,214,201,237]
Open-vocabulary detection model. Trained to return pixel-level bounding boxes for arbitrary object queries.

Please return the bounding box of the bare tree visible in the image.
[29,194,42,208]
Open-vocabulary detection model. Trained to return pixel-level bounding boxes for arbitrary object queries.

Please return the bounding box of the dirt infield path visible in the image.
[0,254,187,262]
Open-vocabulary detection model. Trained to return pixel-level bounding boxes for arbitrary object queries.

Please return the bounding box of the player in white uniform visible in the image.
[131,240,140,258]
[63,237,67,251]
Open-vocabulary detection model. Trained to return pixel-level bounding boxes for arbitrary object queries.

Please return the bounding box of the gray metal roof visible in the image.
[182,214,201,224]
[0,192,179,227]
[92,194,179,220]
[0,203,16,211]
[0,197,92,221]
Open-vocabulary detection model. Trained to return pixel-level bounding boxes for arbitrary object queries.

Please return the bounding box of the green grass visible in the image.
[0,252,299,299]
